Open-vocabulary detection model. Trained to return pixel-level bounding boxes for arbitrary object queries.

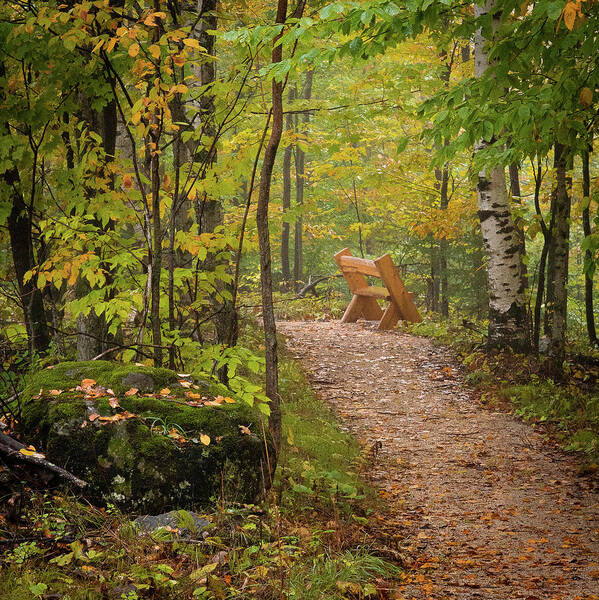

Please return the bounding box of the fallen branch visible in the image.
[295,274,341,299]
[0,433,87,489]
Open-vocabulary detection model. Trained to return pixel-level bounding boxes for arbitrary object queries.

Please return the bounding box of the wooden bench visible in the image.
[334,248,422,330]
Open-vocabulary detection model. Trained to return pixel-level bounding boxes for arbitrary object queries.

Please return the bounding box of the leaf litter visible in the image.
[279,320,599,600]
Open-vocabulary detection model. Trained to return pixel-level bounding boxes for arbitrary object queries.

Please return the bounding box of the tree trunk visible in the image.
[293,69,313,292]
[195,0,238,353]
[0,61,49,356]
[436,50,451,317]
[281,88,294,285]
[257,0,289,464]
[6,172,50,355]
[531,160,547,351]
[509,162,528,293]
[544,142,571,375]
[150,0,163,367]
[474,1,529,351]
[435,164,450,317]
[582,148,597,346]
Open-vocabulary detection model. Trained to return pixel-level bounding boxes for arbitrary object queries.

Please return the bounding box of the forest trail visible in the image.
[278,320,599,600]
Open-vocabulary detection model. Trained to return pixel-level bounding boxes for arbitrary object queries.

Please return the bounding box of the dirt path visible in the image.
[278,320,599,600]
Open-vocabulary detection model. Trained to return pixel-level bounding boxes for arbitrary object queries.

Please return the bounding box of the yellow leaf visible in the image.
[580,86,593,108]
[183,38,200,49]
[128,43,140,57]
[200,433,210,445]
[563,2,578,31]
[92,39,104,54]
[149,44,161,59]
[19,448,45,458]
[160,388,171,396]
[224,397,235,404]
[81,379,96,389]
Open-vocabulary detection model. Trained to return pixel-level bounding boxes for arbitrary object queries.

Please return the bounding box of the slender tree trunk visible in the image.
[544,142,571,375]
[293,69,313,292]
[509,162,528,292]
[428,240,440,313]
[474,1,529,351]
[435,164,450,317]
[195,0,238,352]
[435,49,451,317]
[0,56,49,356]
[531,160,547,351]
[6,171,50,355]
[281,88,294,285]
[582,149,597,346]
[257,0,290,462]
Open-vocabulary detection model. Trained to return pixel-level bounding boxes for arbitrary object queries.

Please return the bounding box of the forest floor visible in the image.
[278,320,599,600]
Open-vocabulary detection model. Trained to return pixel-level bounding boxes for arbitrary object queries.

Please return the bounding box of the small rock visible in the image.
[121,372,155,392]
[133,510,210,536]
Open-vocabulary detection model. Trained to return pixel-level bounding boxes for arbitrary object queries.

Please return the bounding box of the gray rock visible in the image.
[121,372,155,392]
[134,510,210,536]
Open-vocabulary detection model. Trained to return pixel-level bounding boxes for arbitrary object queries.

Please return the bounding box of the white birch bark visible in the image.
[474,1,529,350]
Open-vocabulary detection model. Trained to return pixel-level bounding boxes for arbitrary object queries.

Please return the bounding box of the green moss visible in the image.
[22,360,182,397]
[18,361,273,513]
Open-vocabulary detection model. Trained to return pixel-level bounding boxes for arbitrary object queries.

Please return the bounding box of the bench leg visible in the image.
[341,295,382,323]
[341,295,364,322]
[377,302,402,330]
[362,298,383,320]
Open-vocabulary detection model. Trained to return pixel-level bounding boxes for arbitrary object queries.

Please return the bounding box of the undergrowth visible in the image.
[0,316,398,599]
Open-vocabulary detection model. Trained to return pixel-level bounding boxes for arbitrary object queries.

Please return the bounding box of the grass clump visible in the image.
[503,379,599,461]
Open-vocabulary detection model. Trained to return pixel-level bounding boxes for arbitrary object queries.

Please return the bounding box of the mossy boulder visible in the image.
[19,361,272,513]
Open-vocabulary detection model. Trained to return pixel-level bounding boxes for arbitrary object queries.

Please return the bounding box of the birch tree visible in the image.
[474,1,529,351]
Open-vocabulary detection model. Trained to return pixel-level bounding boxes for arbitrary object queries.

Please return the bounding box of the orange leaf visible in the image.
[81,379,96,389]
[563,2,578,30]
[160,388,171,396]
[109,397,120,409]
[185,391,203,399]
[89,413,100,422]
[124,388,138,396]
[49,389,63,396]
[122,174,133,189]
[239,425,251,435]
